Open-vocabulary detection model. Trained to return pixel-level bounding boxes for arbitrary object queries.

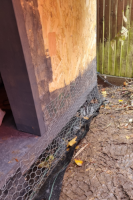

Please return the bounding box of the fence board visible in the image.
[97,0,133,78]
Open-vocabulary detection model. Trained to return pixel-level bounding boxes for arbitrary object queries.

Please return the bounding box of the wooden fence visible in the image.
[97,0,133,77]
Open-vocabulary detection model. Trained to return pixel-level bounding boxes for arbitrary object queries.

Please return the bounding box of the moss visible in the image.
[97,4,133,78]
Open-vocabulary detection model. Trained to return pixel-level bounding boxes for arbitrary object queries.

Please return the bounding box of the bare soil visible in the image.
[60,83,133,200]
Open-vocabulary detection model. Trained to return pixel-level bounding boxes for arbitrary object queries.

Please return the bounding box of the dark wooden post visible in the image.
[0,0,46,136]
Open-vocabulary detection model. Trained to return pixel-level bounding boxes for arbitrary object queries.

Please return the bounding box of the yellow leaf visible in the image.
[74,159,83,167]
[83,116,89,120]
[49,155,54,161]
[67,137,77,147]
[38,161,49,168]
[38,155,54,168]
[102,91,107,97]
[75,145,79,150]
[126,136,130,140]
[119,100,123,103]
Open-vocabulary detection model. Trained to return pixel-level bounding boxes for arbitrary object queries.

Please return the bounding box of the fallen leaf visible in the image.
[67,137,77,147]
[83,116,89,120]
[14,158,19,162]
[123,81,128,86]
[38,161,49,168]
[75,146,79,150]
[100,105,104,108]
[49,155,54,161]
[38,155,54,168]
[126,136,130,140]
[74,159,83,167]
[102,91,107,97]
[119,100,123,103]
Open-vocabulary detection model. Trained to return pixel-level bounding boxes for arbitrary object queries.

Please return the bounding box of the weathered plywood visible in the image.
[17,0,97,131]
[38,0,96,92]
[20,0,96,94]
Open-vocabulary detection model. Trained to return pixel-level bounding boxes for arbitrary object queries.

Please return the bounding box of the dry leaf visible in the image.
[123,81,128,86]
[83,116,89,120]
[74,159,83,167]
[100,105,104,108]
[126,136,130,140]
[102,91,107,97]
[67,137,77,147]
[38,161,49,168]
[38,155,54,168]
[14,158,19,162]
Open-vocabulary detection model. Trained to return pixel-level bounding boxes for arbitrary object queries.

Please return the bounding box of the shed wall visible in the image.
[18,0,97,130]
[20,0,96,102]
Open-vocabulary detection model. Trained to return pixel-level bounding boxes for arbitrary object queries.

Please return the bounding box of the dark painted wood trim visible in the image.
[12,0,46,136]
[0,0,46,135]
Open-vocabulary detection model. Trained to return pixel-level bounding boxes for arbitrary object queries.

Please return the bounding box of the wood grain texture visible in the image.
[20,0,96,94]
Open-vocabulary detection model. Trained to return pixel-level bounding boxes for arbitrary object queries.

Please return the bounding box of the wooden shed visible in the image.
[0,0,97,198]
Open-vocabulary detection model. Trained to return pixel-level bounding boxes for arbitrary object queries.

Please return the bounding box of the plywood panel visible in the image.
[20,0,96,94]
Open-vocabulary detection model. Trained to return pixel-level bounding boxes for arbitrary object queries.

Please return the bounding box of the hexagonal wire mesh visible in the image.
[0,85,102,200]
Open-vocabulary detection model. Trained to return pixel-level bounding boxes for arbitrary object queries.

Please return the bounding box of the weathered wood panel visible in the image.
[20,0,96,93]
[19,0,97,127]
[97,0,133,78]
[0,0,42,135]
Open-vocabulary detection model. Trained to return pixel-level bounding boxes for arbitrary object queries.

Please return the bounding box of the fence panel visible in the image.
[97,0,133,77]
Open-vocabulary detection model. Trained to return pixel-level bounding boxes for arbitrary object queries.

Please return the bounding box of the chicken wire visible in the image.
[0,85,102,200]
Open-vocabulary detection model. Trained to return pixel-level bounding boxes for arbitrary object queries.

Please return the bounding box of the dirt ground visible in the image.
[59,82,133,200]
